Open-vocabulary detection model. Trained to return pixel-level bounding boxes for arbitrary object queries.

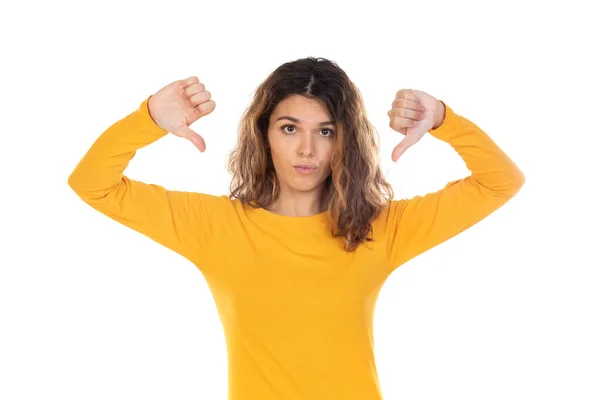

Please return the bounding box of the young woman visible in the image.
[68,57,525,399]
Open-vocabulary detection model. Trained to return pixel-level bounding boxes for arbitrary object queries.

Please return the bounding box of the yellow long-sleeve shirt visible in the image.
[68,95,525,399]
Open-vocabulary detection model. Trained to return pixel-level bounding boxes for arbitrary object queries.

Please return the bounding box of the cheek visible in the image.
[324,149,335,170]
[268,147,289,173]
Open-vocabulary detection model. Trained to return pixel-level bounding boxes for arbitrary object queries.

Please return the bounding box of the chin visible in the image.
[290,177,326,190]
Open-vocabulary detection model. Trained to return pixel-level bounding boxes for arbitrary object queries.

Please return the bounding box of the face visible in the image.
[267,94,336,197]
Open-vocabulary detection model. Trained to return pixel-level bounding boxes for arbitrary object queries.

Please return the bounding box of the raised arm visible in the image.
[383,93,525,272]
[68,77,221,268]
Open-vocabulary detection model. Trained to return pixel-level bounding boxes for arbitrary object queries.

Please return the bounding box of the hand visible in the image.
[387,88,444,162]
[148,76,216,152]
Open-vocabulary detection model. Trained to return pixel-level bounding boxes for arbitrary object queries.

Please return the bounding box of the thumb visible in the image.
[391,137,414,162]
[175,125,206,152]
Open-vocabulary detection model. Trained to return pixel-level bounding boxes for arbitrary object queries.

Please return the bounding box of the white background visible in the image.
[1,0,598,399]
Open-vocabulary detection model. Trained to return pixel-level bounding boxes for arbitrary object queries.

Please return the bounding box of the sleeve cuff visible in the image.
[138,95,169,138]
[427,100,462,141]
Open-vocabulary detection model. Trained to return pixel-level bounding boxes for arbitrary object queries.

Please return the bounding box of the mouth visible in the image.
[294,166,317,174]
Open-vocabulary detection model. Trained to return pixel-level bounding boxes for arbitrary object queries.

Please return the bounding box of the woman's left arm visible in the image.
[383,90,526,272]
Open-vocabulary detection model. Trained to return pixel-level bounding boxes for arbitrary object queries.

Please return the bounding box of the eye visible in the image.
[280,124,334,137]
[281,124,296,134]
[320,128,334,137]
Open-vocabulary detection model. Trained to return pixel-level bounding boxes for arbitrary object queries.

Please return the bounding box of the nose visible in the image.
[297,132,315,156]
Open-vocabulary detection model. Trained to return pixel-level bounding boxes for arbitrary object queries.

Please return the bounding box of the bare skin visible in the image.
[147,77,445,217]
[265,95,336,217]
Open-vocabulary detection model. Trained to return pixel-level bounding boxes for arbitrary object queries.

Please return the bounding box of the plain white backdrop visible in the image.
[1,0,598,399]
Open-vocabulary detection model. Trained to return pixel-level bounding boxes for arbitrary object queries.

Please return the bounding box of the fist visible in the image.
[387,88,444,162]
[148,76,216,152]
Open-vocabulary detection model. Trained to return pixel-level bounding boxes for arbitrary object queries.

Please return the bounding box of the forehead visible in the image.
[272,95,329,118]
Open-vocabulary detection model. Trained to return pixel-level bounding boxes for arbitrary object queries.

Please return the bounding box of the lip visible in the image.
[294,164,317,169]
[294,166,317,174]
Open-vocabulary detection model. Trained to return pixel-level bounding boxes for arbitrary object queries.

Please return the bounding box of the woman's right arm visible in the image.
[68,78,219,267]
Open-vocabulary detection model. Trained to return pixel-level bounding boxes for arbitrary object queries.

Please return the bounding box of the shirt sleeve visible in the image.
[67,95,223,268]
[382,101,526,273]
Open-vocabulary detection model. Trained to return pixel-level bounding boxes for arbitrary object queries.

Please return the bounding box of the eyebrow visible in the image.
[275,116,335,126]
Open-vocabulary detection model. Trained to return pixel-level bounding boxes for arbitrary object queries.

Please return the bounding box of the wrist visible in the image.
[147,95,158,124]
[432,100,446,130]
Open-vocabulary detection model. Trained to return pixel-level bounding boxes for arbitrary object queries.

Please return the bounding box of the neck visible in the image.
[267,189,329,217]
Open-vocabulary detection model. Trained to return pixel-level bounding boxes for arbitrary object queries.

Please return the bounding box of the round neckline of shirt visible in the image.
[252,205,329,224]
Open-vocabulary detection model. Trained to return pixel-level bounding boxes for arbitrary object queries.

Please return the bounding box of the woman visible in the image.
[68,57,525,399]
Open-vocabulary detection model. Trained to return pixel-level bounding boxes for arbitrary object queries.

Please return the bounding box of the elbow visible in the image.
[502,170,526,198]
[476,169,526,198]
[67,170,108,202]
[502,171,526,197]
[67,170,82,195]
[512,168,526,194]
[68,172,92,202]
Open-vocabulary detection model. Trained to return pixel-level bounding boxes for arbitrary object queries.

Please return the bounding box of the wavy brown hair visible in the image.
[226,57,395,252]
